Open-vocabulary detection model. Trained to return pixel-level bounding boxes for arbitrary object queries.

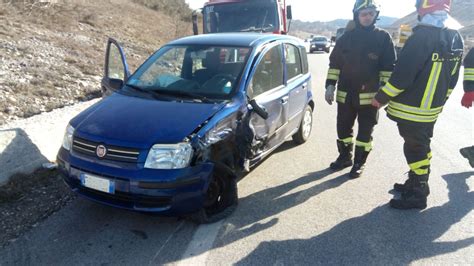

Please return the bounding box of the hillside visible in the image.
[0,0,192,125]
[290,16,398,38]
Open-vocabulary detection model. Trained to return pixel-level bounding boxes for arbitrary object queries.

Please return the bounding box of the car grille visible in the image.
[72,137,140,163]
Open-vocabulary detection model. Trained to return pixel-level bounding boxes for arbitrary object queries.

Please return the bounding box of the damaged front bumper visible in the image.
[57,148,214,215]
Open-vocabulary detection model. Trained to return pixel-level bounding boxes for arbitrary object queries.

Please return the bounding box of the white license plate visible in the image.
[80,173,115,194]
[318,48,323,50]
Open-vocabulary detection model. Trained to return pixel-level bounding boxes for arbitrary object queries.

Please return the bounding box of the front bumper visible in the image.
[57,148,214,215]
[310,45,329,51]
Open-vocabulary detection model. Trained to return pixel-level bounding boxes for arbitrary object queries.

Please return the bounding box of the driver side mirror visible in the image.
[249,99,269,120]
[192,9,202,35]
[286,6,293,20]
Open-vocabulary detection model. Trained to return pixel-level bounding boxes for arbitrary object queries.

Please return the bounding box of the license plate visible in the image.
[80,173,115,194]
[318,48,323,50]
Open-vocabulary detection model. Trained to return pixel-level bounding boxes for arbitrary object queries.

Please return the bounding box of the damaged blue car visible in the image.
[57,33,314,223]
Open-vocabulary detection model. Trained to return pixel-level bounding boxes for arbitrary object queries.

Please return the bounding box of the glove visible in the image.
[325,85,336,105]
[461,92,474,108]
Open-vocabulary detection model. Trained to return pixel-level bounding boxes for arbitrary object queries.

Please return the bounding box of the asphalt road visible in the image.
[1,51,473,265]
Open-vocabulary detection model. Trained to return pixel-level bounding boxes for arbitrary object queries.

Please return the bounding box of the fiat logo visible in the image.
[96,145,107,158]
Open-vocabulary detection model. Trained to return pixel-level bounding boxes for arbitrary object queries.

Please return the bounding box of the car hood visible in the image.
[71,93,226,148]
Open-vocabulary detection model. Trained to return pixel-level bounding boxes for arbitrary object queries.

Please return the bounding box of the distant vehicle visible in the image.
[57,33,314,223]
[310,36,330,53]
[193,0,293,35]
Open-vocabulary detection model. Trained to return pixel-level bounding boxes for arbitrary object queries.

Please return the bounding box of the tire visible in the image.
[189,166,238,224]
[292,105,313,145]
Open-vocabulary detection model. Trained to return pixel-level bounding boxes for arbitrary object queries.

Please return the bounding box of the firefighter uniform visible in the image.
[374,24,464,209]
[459,48,474,167]
[326,21,396,178]
[462,48,474,102]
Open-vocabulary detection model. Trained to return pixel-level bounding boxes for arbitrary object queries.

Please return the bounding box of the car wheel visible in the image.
[189,166,238,224]
[292,105,313,144]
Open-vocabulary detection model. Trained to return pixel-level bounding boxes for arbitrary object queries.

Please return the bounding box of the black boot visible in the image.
[330,140,353,171]
[349,147,369,179]
[460,146,474,168]
[393,171,417,192]
[390,174,430,210]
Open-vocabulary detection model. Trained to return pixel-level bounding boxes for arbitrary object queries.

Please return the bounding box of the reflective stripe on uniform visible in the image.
[356,140,372,152]
[381,82,404,97]
[389,101,443,115]
[387,106,439,123]
[327,68,340,81]
[359,92,377,105]
[446,88,454,99]
[409,158,430,175]
[339,137,353,144]
[379,71,392,83]
[421,62,443,109]
[336,90,346,103]
[464,68,474,81]
[451,61,459,76]
[464,68,474,74]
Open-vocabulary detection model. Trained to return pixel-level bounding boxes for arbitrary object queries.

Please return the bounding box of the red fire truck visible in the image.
[192,0,292,35]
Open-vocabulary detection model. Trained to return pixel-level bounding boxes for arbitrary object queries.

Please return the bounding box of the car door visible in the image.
[284,43,308,134]
[101,38,130,97]
[246,43,289,158]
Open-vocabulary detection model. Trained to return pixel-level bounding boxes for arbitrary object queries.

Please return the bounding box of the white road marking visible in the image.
[176,220,224,266]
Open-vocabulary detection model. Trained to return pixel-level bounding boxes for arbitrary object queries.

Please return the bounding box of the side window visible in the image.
[299,47,309,74]
[108,44,125,80]
[249,45,283,98]
[284,44,302,80]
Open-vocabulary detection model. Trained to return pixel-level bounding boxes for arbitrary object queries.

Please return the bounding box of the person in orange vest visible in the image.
[459,48,474,167]
[372,0,463,209]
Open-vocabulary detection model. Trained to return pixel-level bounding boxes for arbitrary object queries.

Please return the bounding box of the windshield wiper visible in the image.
[124,85,171,100]
[153,90,215,103]
[239,25,273,33]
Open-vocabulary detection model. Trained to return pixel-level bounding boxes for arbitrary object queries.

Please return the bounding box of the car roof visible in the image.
[167,33,304,48]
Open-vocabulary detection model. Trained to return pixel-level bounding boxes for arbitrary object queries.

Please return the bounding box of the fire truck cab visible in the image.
[193,0,292,35]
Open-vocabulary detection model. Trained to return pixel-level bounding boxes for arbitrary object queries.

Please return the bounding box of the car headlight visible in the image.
[62,124,75,151]
[144,143,193,169]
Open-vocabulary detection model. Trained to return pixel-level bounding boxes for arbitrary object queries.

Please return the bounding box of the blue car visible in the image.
[57,33,314,223]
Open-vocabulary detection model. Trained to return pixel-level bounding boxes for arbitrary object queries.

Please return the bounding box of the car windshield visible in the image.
[203,1,279,33]
[312,37,327,42]
[125,45,251,100]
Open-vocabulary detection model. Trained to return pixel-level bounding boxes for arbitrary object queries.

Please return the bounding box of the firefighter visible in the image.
[372,0,464,209]
[459,48,474,167]
[325,0,396,178]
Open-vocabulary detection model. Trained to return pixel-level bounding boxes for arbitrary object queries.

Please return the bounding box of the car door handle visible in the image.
[281,96,289,104]
[302,83,307,90]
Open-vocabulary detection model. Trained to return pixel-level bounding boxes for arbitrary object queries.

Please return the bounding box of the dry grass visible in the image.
[0,0,193,123]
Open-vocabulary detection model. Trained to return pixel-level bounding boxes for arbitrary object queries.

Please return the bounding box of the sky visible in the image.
[184,0,417,22]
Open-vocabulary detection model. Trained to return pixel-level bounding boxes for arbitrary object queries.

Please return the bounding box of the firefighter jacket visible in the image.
[326,25,396,106]
[375,25,464,124]
[464,48,474,92]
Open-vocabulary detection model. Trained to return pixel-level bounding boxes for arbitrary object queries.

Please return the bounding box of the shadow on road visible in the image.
[236,171,474,265]
[0,128,48,185]
[210,168,350,250]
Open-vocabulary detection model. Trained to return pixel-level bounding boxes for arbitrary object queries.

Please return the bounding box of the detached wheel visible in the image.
[293,105,313,144]
[189,167,238,224]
